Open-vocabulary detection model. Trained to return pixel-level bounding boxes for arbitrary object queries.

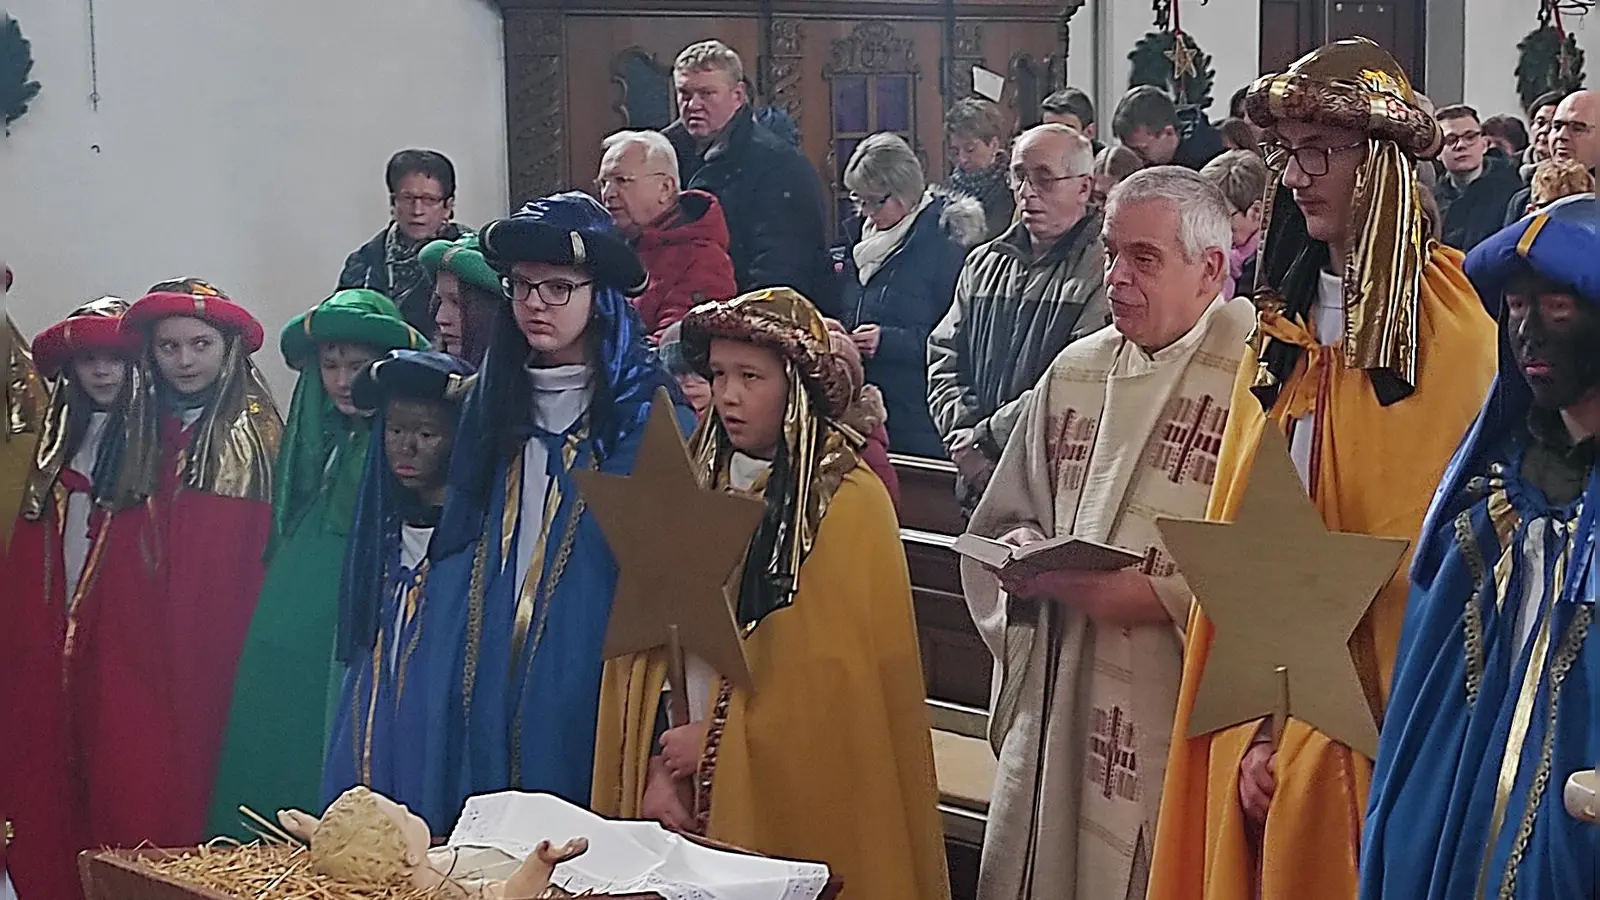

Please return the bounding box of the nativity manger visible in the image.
[79,790,840,900]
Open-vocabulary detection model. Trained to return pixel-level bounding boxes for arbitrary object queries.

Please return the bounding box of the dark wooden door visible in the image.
[497,0,1070,210]
[1256,0,1425,89]
[1325,0,1423,87]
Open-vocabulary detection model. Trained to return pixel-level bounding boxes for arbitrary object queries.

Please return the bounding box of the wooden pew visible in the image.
[892,454,991,900]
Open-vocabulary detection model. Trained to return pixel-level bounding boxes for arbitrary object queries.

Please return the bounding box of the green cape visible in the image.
[208,290,423,837]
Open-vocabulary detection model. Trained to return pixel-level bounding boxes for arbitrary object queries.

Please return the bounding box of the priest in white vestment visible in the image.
[963,166,1255,900]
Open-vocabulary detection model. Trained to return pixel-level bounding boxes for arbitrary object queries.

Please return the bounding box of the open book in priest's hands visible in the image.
[952,532,1143,581]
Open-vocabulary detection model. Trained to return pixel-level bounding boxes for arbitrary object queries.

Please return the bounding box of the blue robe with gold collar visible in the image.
[1361,196,1600,900]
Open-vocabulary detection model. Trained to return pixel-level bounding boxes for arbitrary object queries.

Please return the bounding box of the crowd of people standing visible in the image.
[0,30,1596,900]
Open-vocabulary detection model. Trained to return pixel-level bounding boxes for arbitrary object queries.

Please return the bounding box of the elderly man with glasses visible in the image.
[595,129,737,339]
[338,149,472,333]
[928,123,1107,512]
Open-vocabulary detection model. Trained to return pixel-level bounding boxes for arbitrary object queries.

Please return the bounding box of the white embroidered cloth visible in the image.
[444,792,831,900]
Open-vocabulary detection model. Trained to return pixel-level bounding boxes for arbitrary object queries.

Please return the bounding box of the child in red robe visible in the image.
[67,279,283,850]
[0,298,131,900]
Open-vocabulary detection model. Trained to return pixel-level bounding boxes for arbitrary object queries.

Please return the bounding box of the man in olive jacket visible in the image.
[928,124,1108,510]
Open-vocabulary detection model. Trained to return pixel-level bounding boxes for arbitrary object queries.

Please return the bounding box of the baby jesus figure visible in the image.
[277,787,588,898]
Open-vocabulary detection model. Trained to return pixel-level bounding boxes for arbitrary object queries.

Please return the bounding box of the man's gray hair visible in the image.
[1106,166,1233,261]
[843,133,926,208]
[601,130,680,182]
[1015,123,1095,175]
[674,40,744,84]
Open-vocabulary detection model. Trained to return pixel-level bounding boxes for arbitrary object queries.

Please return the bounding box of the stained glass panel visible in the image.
[875,76,911,134]
[833,76,869,134]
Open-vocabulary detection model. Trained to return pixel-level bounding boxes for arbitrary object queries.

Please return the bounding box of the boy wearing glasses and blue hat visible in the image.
[398,192,690,832]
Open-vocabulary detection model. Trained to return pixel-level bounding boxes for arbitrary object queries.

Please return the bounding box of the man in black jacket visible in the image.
[337,150,470,333]
[1433,105,1523,251]
[1111,85,1224,171]
[664,40,836,314]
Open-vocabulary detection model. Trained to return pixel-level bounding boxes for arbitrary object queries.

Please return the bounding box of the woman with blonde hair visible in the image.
[838,132,986,457]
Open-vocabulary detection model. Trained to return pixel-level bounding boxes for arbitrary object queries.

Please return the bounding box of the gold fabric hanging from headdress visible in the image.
[679,288,862,628]
[20,297,130,520]
[111,283,282,509]
[0,311,47,548]
[1245,37,1443,405]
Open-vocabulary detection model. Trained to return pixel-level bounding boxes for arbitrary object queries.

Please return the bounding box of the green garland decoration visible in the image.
[0,14,42,133]
[1516,24,1585,114]
[1128,30,1215,112]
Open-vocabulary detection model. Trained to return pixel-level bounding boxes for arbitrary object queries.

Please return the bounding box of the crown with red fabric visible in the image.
[119,277,265,352]
[31,296,138,378]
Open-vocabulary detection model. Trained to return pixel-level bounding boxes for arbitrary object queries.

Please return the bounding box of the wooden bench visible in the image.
[893,454,992,900]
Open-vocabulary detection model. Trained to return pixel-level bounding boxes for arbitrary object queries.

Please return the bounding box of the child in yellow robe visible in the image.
[592,287,950,900]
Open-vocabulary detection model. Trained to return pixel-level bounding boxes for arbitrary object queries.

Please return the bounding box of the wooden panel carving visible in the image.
[823,22,924,234]
[504,10,565,207]
[610,47,674,130]
[948,22,985,100]
[825,21,918,75]
[765,17,805,129]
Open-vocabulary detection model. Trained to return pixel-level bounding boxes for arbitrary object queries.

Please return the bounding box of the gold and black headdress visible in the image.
[680,287,862,629]
[1246,37,1442,407]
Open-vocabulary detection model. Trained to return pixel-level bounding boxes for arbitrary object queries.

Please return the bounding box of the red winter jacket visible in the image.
[632,190,739,339]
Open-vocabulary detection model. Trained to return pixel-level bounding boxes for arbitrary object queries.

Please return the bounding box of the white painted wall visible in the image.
[0,0,509,399]
[1464,1,1600,119]
[1077,0,1261,132]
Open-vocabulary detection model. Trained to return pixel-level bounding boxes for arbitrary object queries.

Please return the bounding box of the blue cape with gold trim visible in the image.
[1360,195,1600,899]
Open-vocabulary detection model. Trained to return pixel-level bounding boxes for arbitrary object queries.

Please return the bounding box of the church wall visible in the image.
[0,0,509,399]
[1462,0,1600,118]
[1092,0,1262,128]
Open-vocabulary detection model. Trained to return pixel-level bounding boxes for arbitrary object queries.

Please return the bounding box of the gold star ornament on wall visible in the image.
[573,387,764,692]
[1166,32,1199,82]
[1155,427,1409,759]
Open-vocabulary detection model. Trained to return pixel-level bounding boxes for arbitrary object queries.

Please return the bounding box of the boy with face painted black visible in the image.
[1362,194,1600,900]
[324,350,474,811]
[1505,270,1600,504]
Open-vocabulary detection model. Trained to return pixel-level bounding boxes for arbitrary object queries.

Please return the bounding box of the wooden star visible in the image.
[1155,427,1408,759]
[573,387,763,692]
[1166,32,1198,82]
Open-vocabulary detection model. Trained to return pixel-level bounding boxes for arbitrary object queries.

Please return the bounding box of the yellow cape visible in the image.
[593,466,950,900]
[1148,247,1496,899]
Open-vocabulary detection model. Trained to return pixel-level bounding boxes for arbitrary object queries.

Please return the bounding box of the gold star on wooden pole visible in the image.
[1166,32,1198,82]
[1155,427,1408,759]
[574,387,764,693]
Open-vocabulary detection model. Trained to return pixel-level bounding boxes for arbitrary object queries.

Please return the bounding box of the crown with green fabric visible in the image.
[418,233,500,296]
[279,288,429,370]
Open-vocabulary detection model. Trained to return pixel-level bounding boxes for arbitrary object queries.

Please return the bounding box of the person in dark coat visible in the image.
[338,150,470,333]
[837,133,987,458]
[663,40,835,316]
[1111,85,1224,170]
[596,129,739,339]
[1432,105,1524,252]
[946,98,1017,241]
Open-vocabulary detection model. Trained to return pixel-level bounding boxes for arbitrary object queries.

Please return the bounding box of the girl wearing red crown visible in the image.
[0,298,133,900]
[66,279,283,852]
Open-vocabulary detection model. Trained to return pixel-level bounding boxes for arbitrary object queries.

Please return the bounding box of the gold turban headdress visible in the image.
[680,287,861,630]
[1245,37,1441,407]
